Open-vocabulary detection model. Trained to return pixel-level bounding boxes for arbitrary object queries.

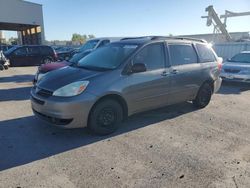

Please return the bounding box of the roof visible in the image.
[113,36,207,45]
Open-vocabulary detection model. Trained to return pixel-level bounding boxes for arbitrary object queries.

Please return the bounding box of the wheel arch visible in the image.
[203,79,214,93]
[88,93,128,123]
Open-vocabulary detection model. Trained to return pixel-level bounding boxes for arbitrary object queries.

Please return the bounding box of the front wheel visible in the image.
[0,64,4,71]
[193,83,212,108]
[88,100,123,135]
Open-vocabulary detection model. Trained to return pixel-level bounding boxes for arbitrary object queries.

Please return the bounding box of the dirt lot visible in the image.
[0,67,250,188]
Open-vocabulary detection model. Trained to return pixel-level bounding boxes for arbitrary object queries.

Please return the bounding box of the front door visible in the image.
[10,47,28,66]
[124,42,171,114]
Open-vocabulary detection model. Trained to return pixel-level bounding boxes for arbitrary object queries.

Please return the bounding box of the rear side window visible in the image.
[134,43,165,70]
[40,46,53,55]
[196,43,216,63]
[28,47,40,55]
[169,44,197,66]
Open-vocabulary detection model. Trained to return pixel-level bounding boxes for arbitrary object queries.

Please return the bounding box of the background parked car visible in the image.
[0,50,10,70]
[3,45,57,67]
[76,37,121,54]
[220,51,250,83]
[34,50,92,83]
[56,47,78,61]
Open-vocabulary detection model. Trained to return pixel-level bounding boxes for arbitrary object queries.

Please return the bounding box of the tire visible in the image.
[193,83,212,108]
[4,65,9,70]
[42,57,52,64]
[88,99,123,135]
[0,64,4,71]
[65,56,70,61]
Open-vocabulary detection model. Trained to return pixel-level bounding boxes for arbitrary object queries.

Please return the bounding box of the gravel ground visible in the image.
[0,67,250,188]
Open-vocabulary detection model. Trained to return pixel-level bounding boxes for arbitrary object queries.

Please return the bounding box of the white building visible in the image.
[0,0,45,44]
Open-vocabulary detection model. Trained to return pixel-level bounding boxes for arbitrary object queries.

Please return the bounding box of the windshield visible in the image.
[79,40,99,52]
[69,51,91,63]
[4,46,18,55]
[230,53,250,63]
[77,43,138,71]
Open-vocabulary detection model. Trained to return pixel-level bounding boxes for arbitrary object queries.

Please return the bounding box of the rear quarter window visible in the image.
[196,43,216,63]
[40,46,53,55]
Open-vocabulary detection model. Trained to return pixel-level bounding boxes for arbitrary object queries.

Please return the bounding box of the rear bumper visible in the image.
[220,72,250,83]
[213,77,222,93]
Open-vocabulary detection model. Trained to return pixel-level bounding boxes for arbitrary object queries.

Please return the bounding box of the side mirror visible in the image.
[131,63,147,73]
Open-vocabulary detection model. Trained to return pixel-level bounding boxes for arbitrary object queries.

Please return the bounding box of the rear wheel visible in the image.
[65,56,70,61]
[88,100,123,135]
[193,83,212,108]
[42,57,52,64]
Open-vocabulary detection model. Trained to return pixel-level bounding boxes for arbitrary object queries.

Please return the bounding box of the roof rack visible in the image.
[120,36,151,41]
[150,36,207,43]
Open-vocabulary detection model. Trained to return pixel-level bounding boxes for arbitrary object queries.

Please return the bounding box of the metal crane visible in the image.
[202,5,250,42]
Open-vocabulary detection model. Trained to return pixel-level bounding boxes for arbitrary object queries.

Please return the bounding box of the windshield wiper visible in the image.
[77,65,112,71]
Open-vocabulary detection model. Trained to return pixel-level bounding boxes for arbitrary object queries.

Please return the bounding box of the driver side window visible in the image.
[133,43,165,71]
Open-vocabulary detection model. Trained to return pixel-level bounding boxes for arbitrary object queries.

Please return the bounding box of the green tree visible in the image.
[71,33,95,44]
[72,33,85,44]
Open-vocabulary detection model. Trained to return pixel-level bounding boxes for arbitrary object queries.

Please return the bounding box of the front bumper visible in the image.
[31,87,97,128]
[220,72,250,83]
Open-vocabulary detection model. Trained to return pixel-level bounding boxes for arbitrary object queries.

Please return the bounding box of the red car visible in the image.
[34,50,91,83]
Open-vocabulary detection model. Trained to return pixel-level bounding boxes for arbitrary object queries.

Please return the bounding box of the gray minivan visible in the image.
[31,37,222,135]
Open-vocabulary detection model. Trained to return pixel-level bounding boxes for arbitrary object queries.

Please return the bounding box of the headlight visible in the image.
[53,81,89,97]
[37,73,47,81]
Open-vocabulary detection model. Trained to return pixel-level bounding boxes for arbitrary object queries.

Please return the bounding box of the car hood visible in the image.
[39,61,71,73]
[37,66,102,91]
[223,61,250,70]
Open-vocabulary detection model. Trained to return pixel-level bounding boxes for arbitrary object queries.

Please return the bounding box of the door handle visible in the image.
[161,71,168,76]
[171,69,179,74]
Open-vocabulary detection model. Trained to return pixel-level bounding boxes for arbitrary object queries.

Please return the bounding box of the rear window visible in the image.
[169,44,197,66]
[196,43,216,63]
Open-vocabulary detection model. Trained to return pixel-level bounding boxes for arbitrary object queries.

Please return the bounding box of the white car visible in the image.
[220,51,250,83]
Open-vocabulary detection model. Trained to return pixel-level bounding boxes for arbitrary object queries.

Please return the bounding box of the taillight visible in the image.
[217,57,223,72]
[218,63,222,71]
[54,51,58,60]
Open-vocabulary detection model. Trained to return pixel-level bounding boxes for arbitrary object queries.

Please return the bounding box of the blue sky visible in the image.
[4,0,250,40]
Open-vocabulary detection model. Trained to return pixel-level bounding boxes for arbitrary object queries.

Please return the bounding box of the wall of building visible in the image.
[213,42,250,60]
[180,32,250,43]
[0,0,45,44]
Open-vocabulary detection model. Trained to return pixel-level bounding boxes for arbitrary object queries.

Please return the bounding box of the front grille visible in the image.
[224,69,240,73]
[32,96,45,105]
[37,88,53,98]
